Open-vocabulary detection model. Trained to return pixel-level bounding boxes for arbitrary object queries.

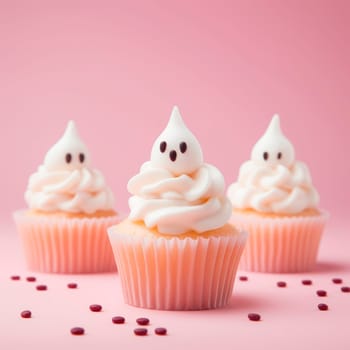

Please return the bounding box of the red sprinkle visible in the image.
[112,316,125,324]
[67,283,78,289]
[134,328,148,336]
[316,290,327,297]
[26,276,36,282]
[302,279,312,285]
[89,304,102,312]
[21,310,32,318]
[70,327,85,335]
[277,281,287,288]
[155,327,167,335]
[11,275,20,281]
[248,313,261,321]
[239,276,248,281]
[341,286,350,293]
[318,303,328,311]
[36,285,47,291]
[136,317,150,326]
[332,278,343,284]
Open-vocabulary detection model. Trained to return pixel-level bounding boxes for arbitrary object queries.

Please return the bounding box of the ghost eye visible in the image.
[179,142,187,153]
[65,153,72,163]
[263,152,269,161]
[79,153,85,163]
[160,141,167,153]
[277,152,282,160]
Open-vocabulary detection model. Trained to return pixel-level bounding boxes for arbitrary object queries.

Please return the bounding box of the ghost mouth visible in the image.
[169,150,177,162]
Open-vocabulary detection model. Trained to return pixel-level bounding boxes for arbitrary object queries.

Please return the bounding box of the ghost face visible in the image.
[150,107,203,175]
[251,114,295,168]
[44,121,91,171]
[251,138,295,167]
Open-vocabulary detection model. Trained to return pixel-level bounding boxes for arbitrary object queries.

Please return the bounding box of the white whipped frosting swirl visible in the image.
[227,115,319,214]
[25,121,115,214]
[128,106,232,234]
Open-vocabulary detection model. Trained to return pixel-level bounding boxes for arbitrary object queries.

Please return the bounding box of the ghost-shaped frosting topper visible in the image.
[150,106,203,176]
[251,114,295,167]
[44,121,91,171]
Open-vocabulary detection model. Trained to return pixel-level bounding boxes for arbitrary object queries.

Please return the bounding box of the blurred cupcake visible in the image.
[108,106,247,310]
[13,121,118,273]
[227,115,328,273]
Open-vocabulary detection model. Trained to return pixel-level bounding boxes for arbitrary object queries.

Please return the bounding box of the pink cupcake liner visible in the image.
[108,225,247,310]
[13,210,118,274]
[230,211,328,273]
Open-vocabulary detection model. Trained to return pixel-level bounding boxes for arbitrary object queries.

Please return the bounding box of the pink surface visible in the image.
[1,1,350,349]
[1,219,350,350]
[0,0,349,220]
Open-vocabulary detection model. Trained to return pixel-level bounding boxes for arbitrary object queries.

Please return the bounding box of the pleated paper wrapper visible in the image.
[108,225,247,310]
[13,210,118,273]
[230,211,328,273]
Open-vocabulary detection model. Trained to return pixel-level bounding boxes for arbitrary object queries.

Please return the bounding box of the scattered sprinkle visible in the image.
[301,279,312,285]
[67,283,78,289]
[26,276,36,282]
[89,304,102,312]
[21,310,32,318]
[155,327,167,335]
[248,313,261,321]
[136,317,150,326]
[11,275,20,281]
[316,290,327,297]
[36,285,47,291]
[332,278,343,284]
[277,281,287,288]
[318,303,328,311]
[134,328,148,336]
[239,276,248,281]
[112,316,125,324]
[341,286,350,293]
[70,327,85,335]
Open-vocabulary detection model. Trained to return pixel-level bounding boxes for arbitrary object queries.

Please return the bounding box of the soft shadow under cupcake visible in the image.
[312,260,350,274]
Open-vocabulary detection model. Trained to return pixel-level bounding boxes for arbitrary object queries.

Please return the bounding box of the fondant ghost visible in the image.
[128,106,231,234]
[251,114,295,167]
[150,106,203,176]
[44,121,91,171]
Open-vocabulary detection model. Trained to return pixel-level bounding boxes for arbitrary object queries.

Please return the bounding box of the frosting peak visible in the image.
[251,114,295,167]
[44,120,91,171]
[128,106,231,235]
[25,121,115,214]
[150,106,203,176]
[228,115,319,214]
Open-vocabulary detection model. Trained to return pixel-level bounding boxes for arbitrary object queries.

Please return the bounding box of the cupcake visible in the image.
[108,106,247,310]
[227,114,328,273]
[13,121,118,273]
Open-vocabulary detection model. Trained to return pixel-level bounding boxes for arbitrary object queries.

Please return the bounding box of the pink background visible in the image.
[1,1,350,349]
[1,0,349,222]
